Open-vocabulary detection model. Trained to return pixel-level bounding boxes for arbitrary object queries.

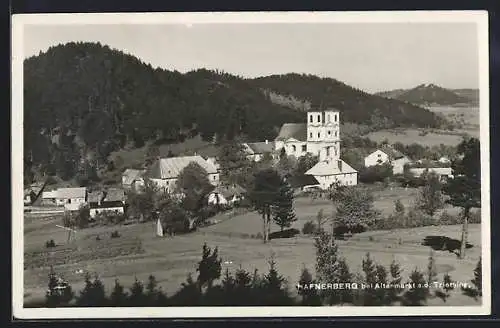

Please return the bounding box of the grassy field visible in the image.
[364,106,479,146]
[23,187,482,306]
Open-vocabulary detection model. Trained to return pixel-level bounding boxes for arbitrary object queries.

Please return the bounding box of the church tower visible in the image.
[306,109,340,162]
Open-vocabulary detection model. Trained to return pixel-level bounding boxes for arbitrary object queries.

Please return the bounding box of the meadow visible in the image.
[364,106,479,146]
[23,187,481,306]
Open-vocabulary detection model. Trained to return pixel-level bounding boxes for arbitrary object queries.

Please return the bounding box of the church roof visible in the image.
[275,123,307,142]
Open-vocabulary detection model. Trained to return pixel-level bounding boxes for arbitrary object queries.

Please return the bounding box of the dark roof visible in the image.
[380,145,405,160]
[87,191,104,203]
[211,184,246,199]
[245,142,275,154]
[275,123,307,141]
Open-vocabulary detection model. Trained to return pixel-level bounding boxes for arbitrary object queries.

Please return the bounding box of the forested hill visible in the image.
[250,74,444,128]
[23,42,304,180]
[24,42,446,183]
[375,84,477,106]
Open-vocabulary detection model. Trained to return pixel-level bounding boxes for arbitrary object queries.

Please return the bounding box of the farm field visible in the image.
[365,106,479,146]
[23,187,482,307]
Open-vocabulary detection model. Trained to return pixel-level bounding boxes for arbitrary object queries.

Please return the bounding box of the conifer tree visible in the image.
[109,279,128,306]
[402,268,429,306]
[298,265,322,305]
[387,260,403,304]
[196,243,222,291]
[272,181,297,232]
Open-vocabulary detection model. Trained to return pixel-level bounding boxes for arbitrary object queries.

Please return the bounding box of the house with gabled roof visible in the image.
[243,140,276,162]
[88,188,126,218]
[122,168,146,191]
[364,145,411,175]
[207,184,246,207]
[145,155,219,193]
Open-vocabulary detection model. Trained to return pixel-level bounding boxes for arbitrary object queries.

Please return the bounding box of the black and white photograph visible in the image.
[12,11,490,318]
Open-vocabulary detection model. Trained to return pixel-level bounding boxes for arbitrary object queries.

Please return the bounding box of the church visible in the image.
[274,109,358,189]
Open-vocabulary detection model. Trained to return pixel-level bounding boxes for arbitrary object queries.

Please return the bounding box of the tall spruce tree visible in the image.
[272,181,297,232]
[443,138,481,259]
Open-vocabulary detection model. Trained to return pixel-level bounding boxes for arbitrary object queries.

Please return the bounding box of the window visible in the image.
[317,132,320,138]
[309,115,313,123]
[302,145,307,152]
[335,131,338,137]
[309,132,313,138]
[328,130,331,135]
[292,145,297,152]
[68,199,71,204]
[327,114,331,122]
[213,176,216,180]
[326,147,330,157]
[317,115,321,122]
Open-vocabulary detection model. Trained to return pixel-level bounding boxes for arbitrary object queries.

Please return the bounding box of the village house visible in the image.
[146,155,219,193]
[88,188,126,218]
[364,145,412,175]
[57,187,87,211]
[207,184,246,207]
[274,110,357,189]
[243,140,276,162]
[23,182,45,205]
[122,169,146,191]
[41,189,58,206]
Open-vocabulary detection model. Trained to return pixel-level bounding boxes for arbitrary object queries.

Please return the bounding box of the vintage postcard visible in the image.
[12,11,490,318]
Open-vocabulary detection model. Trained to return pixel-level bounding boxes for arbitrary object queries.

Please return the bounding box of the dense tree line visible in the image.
[39,240,482,308]
[23,42,304,182]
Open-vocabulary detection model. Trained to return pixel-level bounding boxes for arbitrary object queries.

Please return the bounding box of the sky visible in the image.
[23,22,480,93]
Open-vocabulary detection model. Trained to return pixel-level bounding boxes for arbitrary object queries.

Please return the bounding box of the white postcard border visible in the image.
[11,11,491,319]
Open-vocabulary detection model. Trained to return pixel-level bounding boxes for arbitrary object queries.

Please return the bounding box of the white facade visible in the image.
[305,159,358,189]
[281,138,308,158]
[90,206,124,218]
[364,150,390,167]
[364,149,411,175]
[307,110,341,162]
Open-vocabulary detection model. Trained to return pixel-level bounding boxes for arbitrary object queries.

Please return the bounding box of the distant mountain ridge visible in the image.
[375,84,478,106]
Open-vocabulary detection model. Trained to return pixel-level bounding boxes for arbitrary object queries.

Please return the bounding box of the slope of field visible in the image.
[365,129,467,147]
[23,187,480,306]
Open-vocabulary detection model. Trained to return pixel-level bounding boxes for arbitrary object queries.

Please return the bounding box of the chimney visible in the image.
[338,160,342,172]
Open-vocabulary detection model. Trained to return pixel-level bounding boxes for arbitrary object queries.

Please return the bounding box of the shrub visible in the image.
[469,210,481,224]
[438,211,460,225]
[45,239,56,248]
[302,221,317,235]
[110,231,121,238]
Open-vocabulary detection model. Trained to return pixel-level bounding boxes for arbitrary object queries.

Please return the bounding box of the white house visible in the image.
[88,188,126,218]
[243,140,276,162]
[56,187,87,211]
[364,145,411,175]
[305,159,358,189]
[146,155,219,193]
[41,189,58,206]
[122,169,145,191]
[207,184,246,206]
